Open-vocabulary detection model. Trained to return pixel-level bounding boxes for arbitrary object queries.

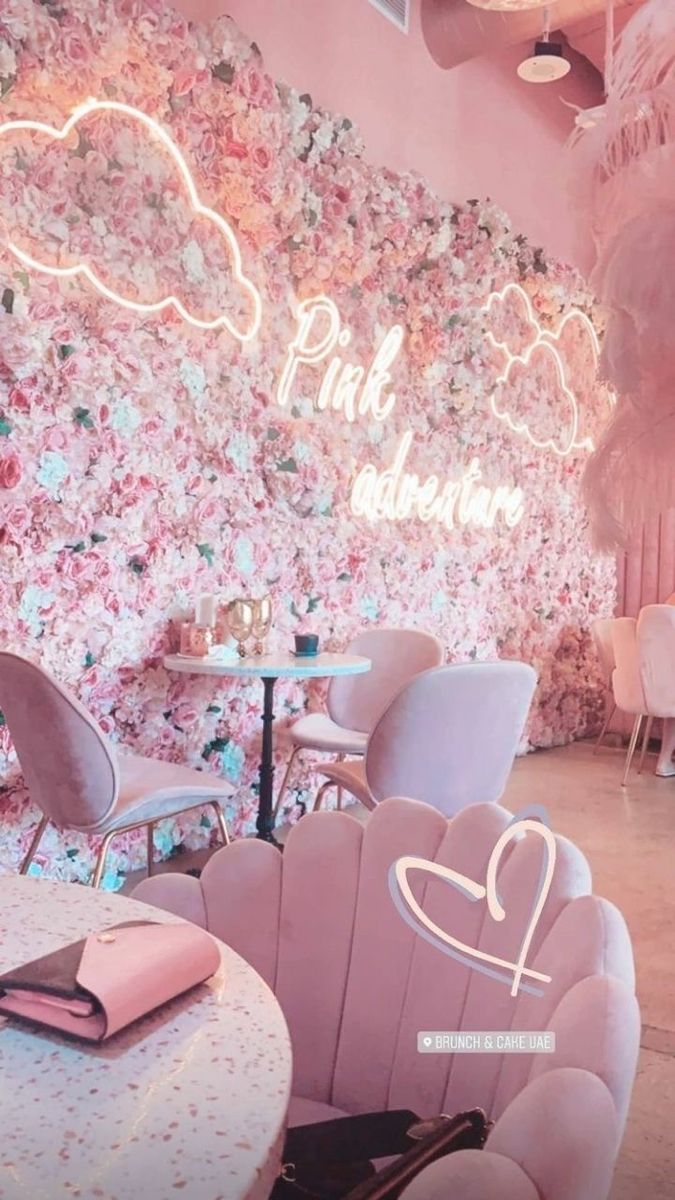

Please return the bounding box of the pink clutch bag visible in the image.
[0,920,220,1042]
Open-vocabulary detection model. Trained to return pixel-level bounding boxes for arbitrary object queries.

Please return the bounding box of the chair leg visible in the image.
[91,831,117,888]
[637,715,654,775]
[622,715,643,787]
[273,746,300,820]
[314,780,337,812]
[147,822,154,876]
[19,814,49,875]
[336,753,345,811]
[593,702,617,754]
[209,801,230,847]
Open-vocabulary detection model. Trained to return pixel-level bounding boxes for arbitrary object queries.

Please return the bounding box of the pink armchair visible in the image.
[274,627,444,818]
[133,798,639,1200]
[314,661,537,816]
[0,652,232,886]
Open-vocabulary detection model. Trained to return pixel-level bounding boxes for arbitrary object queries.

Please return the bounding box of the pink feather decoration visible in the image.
[568,0,675,547]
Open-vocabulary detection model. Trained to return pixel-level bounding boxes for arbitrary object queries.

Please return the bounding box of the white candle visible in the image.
[196,593,216,627]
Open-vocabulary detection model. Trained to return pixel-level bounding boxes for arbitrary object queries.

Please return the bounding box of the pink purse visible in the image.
[0,920,220,1042]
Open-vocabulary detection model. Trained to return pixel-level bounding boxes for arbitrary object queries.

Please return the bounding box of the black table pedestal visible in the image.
[256,675,281,847]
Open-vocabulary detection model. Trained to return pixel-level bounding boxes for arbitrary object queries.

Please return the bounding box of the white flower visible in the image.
[180,359,207,400]
[181,239,206,285]
[36,451,69,497]
[18,585,55,637]
[110,397,141,436]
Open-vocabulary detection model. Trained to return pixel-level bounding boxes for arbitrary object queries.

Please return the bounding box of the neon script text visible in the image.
[277,296,404,424]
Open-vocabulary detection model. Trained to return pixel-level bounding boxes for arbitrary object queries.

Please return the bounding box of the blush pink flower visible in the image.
[0,453,22,490]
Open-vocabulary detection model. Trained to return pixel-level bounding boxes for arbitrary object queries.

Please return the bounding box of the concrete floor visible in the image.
[503,740,675,1200]
[126,739,675,1198]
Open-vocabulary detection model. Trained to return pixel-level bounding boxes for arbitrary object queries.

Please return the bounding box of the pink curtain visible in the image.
[617,510,675,617]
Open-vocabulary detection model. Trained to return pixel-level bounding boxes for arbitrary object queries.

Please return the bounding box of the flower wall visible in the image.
[0,0,615,885]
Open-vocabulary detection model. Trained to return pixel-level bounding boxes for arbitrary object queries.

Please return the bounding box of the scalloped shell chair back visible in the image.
[0,651,232,886]
[132,797,640,1200]
[274,627,444,818]
[315,660,537,818]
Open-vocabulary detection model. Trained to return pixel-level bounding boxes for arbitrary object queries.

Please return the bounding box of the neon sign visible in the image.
[484,283,608,458]
[350,432,525,531]
[277,296,404,423]
[389,808,557,997]
[0,99,262,341]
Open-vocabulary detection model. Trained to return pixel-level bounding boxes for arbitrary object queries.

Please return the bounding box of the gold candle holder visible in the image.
[251,595,273,655]
[227,599,254,658]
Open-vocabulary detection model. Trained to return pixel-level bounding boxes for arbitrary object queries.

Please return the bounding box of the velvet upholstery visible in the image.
[0,652,233,862]
[133,798,638,1199]
[319,661,537,816]
[636,605,675,716]
[610,618,646,715]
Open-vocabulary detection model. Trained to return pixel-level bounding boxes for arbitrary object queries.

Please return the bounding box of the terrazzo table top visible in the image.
[164,650,371,680]
[0,877,292,1200]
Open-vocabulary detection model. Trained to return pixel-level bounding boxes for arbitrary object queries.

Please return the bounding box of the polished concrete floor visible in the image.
[503,740,675,1200]
[127,739,675,1199]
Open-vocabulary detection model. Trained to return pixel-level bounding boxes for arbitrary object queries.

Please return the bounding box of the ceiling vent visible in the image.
[368,0,410,33]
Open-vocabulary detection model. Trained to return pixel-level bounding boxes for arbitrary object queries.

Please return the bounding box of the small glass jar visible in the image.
[180,622,213,657]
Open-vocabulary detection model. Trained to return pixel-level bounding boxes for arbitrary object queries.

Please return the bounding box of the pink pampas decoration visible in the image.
[569,0,675,547]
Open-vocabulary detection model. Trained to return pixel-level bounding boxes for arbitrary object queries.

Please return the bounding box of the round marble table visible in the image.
[0,876,292,1200]
[164,652,371,845]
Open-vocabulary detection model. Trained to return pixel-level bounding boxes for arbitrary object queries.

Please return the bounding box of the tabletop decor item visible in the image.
[227,599,255,658]
[179,622,214,657]
[196,593,217,628]
[252,595,273,655]
[0,919,220,1043]
[294,633,319,656]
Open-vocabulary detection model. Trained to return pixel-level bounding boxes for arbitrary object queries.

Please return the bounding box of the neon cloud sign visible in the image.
[0,98,262,341]
[484,283,610,458]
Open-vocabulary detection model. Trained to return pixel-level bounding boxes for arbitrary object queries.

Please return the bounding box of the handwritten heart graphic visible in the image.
[483,283,614,458]
[388,807,557,998]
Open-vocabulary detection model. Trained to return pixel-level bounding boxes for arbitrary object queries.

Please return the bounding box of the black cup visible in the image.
[294,633,319,656]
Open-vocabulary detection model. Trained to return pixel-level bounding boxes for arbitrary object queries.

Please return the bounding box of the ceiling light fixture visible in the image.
[517,6,571,83]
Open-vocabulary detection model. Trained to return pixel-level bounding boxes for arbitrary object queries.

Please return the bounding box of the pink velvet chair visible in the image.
[313,661,537,817]
[610,618,651,784]
[274,628,444,818]
[0,652,232,886]
[636,604,675,777]
[591,618,617,752]
[132,798,639,1200]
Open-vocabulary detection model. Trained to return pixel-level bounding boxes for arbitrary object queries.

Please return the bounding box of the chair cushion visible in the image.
[319,760,375,809]
[288,1096,349,1126]
[93,754,233,833]
[289,713,368,755]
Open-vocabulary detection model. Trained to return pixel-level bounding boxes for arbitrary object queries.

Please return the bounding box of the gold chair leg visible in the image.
[622,715,643,787]
[273,746,300,820]
[314,780,337,812]
[336,753,345,811]
[19,814,49,875]
[91,831,117,888]
[593,702,617,755]
[637,715,654,775]
[209,801,230,847]
[147,822,154,876]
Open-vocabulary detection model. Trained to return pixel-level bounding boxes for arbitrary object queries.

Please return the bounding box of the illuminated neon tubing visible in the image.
[484,282,614,458]
[0,98,262,341]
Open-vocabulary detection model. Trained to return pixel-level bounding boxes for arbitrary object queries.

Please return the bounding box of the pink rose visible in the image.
[0,453,22,490]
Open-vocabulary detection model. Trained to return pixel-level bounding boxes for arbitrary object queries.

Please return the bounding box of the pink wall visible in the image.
[618,515,675,617]
[172,0,603,267]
